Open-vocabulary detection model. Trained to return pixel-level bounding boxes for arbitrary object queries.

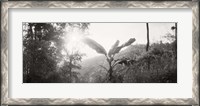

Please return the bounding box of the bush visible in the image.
[122,42,177,83]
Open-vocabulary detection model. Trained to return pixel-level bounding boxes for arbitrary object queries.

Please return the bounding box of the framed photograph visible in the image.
[1,0,199,105]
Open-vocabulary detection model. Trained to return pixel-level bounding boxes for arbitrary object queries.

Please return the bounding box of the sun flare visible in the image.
[63,31,100,60]
[64,32,83,53]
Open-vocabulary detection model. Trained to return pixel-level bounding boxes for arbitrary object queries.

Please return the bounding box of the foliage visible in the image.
[108,38,136,57]
[108,40,120,57]
[82,37,136,82]
[123,42,177,83]
[23,23,89,83]
[82,37,107,55]
[78,41,177,83]
[163,33,176,43]
[23,23,177,83]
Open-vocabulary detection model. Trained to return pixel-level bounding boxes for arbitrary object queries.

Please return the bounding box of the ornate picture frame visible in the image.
[1,1,199,105]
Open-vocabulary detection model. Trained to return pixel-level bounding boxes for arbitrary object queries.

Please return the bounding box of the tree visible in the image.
[146,23,149,52]
[23,23,60,82]
[171,23,177,41]
[82,37,136,82]
[60,23,89,82]
[60,50,85,82]
[23,23,89,83]
[146,23,151,71]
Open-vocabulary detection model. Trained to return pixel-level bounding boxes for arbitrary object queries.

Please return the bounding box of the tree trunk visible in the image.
[146,23,150,71]
[108,60,114,82]
[174,23,177,57]
[29,23,33,40]
[28,23,34,82]
[146,23,149,52]
[69,59,72,83]
[175,23,177,41]
[34,27,37,40]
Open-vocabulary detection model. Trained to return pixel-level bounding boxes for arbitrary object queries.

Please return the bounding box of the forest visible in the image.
[23,23,177,83]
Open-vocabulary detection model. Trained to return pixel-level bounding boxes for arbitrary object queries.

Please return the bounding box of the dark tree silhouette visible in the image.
[146,23,149,52]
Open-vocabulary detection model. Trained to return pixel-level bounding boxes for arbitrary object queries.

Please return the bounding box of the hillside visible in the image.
[74,42,177,83]
[75,44,147,82]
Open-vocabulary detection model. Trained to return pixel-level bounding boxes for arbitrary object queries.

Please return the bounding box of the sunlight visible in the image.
[65,32,83,53]
[63,23,175,60]
[64,30,100,60]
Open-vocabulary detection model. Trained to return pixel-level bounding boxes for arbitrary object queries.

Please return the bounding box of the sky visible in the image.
[64,23,175,60]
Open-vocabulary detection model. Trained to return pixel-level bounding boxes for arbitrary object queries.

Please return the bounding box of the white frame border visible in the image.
[1,1,199,105]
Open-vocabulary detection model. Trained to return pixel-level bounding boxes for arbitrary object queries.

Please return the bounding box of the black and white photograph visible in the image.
[23,23,177,83]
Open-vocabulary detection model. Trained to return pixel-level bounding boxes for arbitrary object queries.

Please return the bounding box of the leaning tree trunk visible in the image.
[146,23,149,52]
[146,23,151,73]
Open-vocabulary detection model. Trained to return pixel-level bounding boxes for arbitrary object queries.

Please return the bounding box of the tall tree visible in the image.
[146,23,151,72]
[171,23,177,59]
[175,23,177,40]
[23,23,63,83]
[60,23,89,82]
[146,23,150,52]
